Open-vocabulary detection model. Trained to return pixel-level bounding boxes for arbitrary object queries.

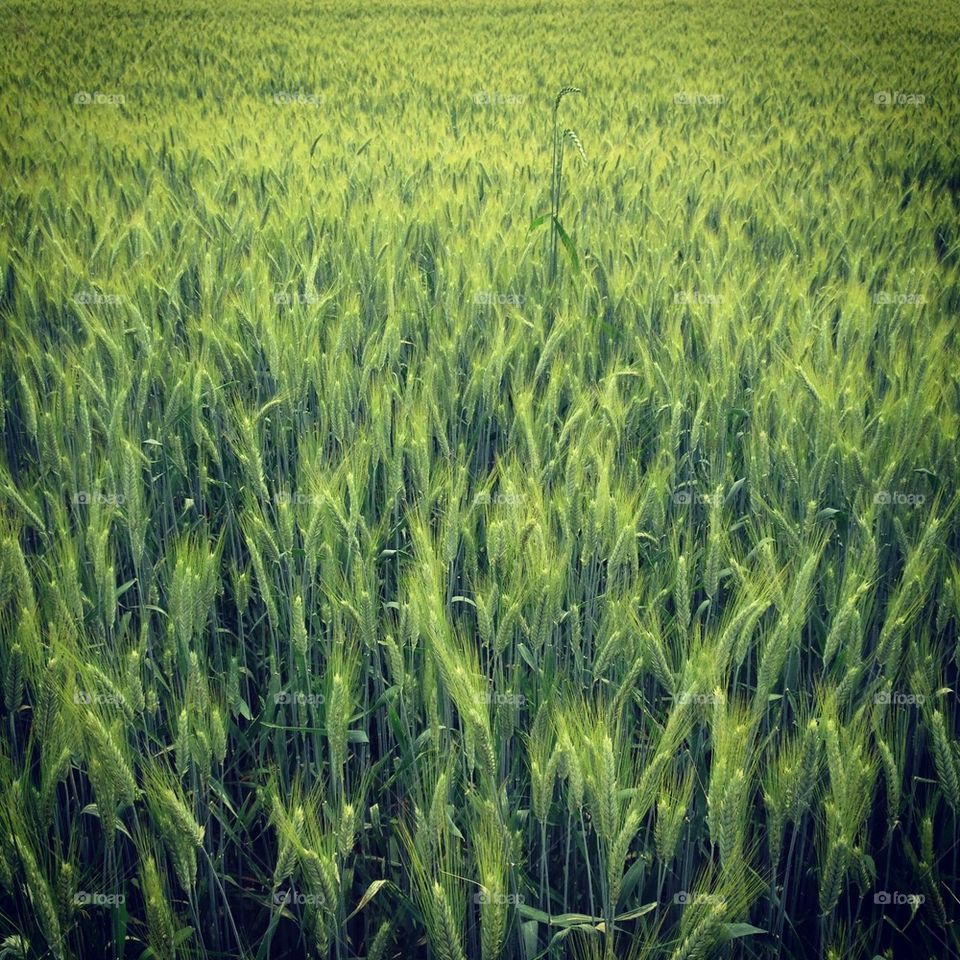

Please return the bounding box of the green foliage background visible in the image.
[0,1,958,958]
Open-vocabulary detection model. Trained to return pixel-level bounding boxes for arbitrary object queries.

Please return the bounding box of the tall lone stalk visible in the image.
[544,86,586,283]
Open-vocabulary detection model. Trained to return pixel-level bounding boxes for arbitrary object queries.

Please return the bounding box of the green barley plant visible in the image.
[531,86,587,284]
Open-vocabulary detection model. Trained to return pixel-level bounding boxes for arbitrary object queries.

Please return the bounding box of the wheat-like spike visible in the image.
[818,836,849,916]
[876,736,899,832]
[291,593,308,660]
[607,807,642,906]
[930,710,960,811]
[367,920,394,960]
[431,881,467,960]
[15,837,62,959]
[675,555,691,633]
[669,900,726,960]
[563,128,587,164]
[82,711,138,806]
[554,86,582,111]
[209,705,227,766]
[3,642,23,714]
[327,669,350,788]
[298,848,330,912]
[140,851,176,960]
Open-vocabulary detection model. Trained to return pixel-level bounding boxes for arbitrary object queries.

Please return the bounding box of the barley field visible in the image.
[1,1,959,958]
